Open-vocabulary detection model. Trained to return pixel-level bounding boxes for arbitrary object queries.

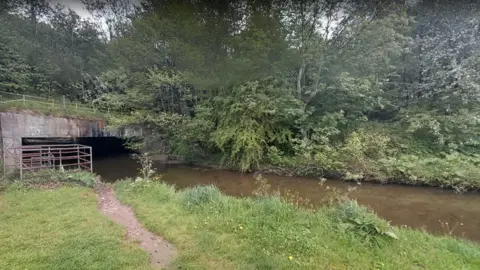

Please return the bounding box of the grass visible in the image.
[0,100,105,120]
[0,185,150,270]
[115,180,480,270]
[2,170,479,269]
[2,169,100,190]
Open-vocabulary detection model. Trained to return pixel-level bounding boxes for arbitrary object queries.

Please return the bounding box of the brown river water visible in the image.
[94,155,480,242]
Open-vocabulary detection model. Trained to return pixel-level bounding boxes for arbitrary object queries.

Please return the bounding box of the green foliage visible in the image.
[0,5,108,98]
[212,78,302,171]
[115,180,480,269]
[290,129,392,180]
[3,0,480,189]
[181,185,222,210]
[252,173,274,197]
[379,153,480,191]
[402,109,480,152]
[167,105,216,163]
[116,179,176,204]
[329,201,399,245]
[337,130,391,180]
[0,41,34,93]
[8,170,99,189]
[132,153,156,180]
[0,99,104,119]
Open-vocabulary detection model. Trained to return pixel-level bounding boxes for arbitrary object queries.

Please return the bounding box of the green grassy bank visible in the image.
[0,183,150,270]
[0,100,105,120]
[115,179,480,270]
[1,171,479,270]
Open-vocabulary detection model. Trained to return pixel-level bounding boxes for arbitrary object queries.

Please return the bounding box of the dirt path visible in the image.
[96,187,175,269]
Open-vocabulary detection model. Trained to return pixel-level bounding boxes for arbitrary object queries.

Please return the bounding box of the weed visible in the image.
[282,188,314,211]
[2,169,99,189]
[0,179,7,192]
[181,185,221,209]
[252,174,315,210]
[132,152,156,181]
[330,200,399,245]
[320,184,358,206]
[439,220,465,236]
[252,173,275,197]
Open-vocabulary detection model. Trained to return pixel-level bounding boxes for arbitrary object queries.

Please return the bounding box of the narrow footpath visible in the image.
[96,186,175,269]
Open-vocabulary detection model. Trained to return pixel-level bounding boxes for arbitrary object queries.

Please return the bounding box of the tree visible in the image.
[209,78,303,171]
[0,2,109,97]
[82,0,139,40]
[398,0,480,111]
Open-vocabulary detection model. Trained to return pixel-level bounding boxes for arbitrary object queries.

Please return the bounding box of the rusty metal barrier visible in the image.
[3,144,92,179]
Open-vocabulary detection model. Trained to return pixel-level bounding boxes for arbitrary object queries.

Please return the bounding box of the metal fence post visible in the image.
[89,146,93,173]
[19,148,23,179]
[77,145,80,170]
[48,146,52,169]
[59,148,62,170]
[63,95,66,108]
[22,95,25,105]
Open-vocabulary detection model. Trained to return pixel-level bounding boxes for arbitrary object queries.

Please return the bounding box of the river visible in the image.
[94,155,480,242]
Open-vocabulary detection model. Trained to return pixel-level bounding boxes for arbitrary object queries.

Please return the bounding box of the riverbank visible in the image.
[115,178,480,269]
[191,151,480,192]
[0,182,150,269]
[1,171,479,269]
[93,155,480,241]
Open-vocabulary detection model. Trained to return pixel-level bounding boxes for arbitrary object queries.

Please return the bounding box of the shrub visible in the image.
[338,130,391,180]
[0,179,7,192]
[379,153,480,190]
[252,174,274,197]
[329,200,398,245]
[211,78,303,172]
[181,185,221,210]
[132,152,156,180]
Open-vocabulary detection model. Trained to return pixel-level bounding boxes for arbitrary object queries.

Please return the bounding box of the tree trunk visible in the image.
[297,58,305,99]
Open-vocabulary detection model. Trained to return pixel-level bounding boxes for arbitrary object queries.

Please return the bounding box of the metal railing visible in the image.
[3,144,93,179]
[0,91,99,115]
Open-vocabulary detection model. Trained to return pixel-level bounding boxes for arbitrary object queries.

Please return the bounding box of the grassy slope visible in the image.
[0,186,150,270]
[0,101,105,120]
[115,181,480,270]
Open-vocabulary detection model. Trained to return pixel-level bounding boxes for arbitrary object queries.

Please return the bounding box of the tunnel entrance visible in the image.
[22,137,133,159]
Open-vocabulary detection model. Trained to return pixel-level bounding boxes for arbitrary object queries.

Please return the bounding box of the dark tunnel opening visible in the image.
[21,137,134,159]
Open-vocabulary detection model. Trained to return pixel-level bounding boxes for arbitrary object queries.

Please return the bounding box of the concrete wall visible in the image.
[0,112,143,170]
